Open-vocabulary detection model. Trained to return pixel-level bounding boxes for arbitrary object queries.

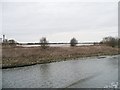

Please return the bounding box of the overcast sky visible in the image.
[1,0,118,43]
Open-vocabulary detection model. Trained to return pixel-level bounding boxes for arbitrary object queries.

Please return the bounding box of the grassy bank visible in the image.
[2,45,119,69]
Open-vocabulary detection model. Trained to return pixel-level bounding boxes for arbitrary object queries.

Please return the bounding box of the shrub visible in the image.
[70,37,78,47]
[40,37,49,49]
[101,36,118,47]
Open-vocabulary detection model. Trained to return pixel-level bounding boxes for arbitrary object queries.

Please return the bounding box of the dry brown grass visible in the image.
[2,45,119,68]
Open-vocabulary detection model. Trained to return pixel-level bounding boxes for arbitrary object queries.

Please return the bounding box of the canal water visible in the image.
[2,55,119,88]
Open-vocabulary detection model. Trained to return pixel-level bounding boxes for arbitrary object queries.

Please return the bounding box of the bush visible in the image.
[70,37,78,47]
[118,38,120,48]
[101,36,118,47]
[40,37,49,49]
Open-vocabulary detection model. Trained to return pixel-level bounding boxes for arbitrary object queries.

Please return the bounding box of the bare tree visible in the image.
[101,36,118,47]
[118,38,120,48]
[8,39,17,46]
[40,37,49,49]
[70,37,78,47]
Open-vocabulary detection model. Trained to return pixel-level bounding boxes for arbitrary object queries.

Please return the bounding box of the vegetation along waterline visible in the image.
[2,45,119,69]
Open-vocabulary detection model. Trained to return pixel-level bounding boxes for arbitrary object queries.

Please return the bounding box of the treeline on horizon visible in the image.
[2,36,120,48]
[18,42,97,45]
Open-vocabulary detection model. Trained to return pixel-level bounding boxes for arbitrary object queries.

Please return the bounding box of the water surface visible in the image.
[2,55,119,88]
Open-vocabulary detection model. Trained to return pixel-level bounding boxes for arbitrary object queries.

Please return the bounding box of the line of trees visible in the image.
[100,36,120,48]
[2,39,17,46]
[2,36,120,49]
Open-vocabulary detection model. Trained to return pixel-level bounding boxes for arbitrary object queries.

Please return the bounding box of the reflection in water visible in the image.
[39,64,53,87]
[2,55,119,88]
[40,64,50,79]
